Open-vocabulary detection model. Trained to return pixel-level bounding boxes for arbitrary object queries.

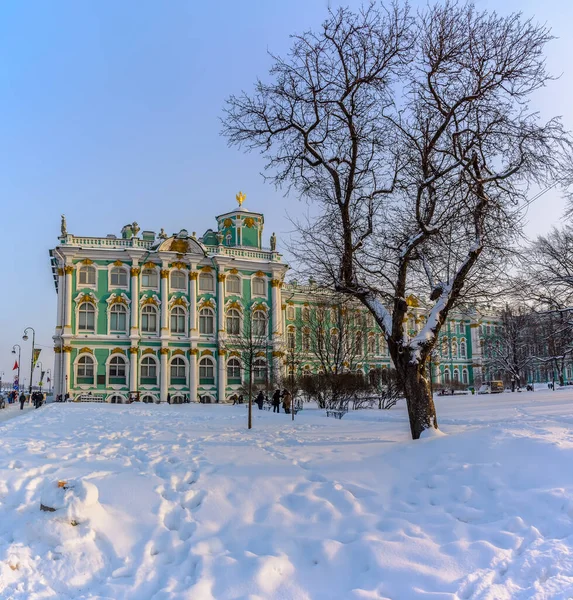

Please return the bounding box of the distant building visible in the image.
[49,196,490,403]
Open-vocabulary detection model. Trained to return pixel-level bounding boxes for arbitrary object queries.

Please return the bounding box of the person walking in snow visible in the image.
[19,392,26,410]
[255,391,265,410]
[272,389,281,413]
[282,389,292,414]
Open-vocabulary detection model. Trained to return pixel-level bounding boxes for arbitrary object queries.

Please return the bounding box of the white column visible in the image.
[160,348,168,402]
[130,266,140,332]
[56,268,64,332]
[189,271,198,332]
[160,267,169,333]
[218,350,227,403]
[62,346,71,397]
[271,279,281,335]
[217,273,225,333]
[53,347,61,397]
[129,348,138,393]
[189,350,198,402]
[64,265,74,331]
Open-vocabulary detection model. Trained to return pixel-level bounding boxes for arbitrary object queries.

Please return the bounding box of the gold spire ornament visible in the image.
[236,191,246,207]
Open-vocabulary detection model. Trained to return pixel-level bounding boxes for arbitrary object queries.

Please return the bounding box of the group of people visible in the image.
[230,389,294,413]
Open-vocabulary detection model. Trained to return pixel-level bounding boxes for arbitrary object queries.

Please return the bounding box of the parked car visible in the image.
[477,380,504,394]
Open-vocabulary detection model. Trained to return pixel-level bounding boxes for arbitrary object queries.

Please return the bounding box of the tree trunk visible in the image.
[397,358,438,439]
[248,371,253,430]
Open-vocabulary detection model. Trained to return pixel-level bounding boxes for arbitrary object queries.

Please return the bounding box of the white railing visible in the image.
[61,236,155,249]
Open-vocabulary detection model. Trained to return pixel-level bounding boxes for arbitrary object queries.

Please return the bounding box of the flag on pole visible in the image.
[13,360,18,371]
[32,349,41,368]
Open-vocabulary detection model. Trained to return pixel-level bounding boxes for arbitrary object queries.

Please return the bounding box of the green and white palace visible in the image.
[49,196,494,403]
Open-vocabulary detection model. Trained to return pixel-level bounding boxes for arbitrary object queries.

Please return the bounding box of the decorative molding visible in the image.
[223,218,233,228]
[270,279,281,288]
[130,267,141,277]
[159,348,170,355]
[171,261,187,270]
[140,294,160,307]
[111,347,126,355]
[255,270,266,277]
[255,351,266,358]
[198,298,215,309]
[189,348,199,356]
[62,345,73,353]
[113,260,124,267]
[281,304,286,310]
[78,347,93,354]
[54,346,62,353]
[107,293,130,306]
[226,299,243,311]
[75,291,98,305]
[218,274,226,282]
[64,266,74,275]
[160,269,169,279]
[143,261,157,270]
[201,349,213,356]
[229,351,241,357]
[252,302,269,312]
[57,268,64,276]
[272,351,284,358]
[142,348,156,355]
[245,217,255,228]
[229,268,239,275]
[189,271,198,280]
[218,348,227,356]
[169,296,189,308]
[172,349,185,356]
[81,258,94,265]
[129,347,139,354]
[200,265,212,273]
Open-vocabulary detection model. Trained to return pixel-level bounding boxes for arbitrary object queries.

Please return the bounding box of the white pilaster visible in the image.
[160,348,168,402]
[130,265,140,331]
[189,271,198,332]
[218,351,227,403]
[64,264,74,331]
[217,273,225,333]
[189,349,198,402]
[62,346,71,397]
[129,349,138,393]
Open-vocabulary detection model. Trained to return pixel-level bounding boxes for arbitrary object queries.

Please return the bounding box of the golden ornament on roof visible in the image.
[236,191,246,207]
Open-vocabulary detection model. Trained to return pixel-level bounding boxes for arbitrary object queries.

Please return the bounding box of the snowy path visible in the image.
[0,401,36,424]
[0,393,572,599]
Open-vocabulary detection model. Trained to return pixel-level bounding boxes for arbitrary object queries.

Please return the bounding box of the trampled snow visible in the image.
[1,391,573,599]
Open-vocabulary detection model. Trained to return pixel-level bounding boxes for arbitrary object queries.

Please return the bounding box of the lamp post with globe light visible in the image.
[22,327,36,395]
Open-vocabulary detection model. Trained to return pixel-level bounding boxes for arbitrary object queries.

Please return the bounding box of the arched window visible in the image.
[170,306,186,334]
[462,369,469,384]
[141,305,158,333]
[110,267,128,288]
[226,275,241,294]
[302,327,310,351]
[366,313,374,328]
[331,329,339,354]
[171,271,186,291]
[77,355,94,383]
[78,265,96,286]
[443,368,450,384]
[140,356,157,383]
[355,331,363,355]
[330,307,338,323]
[252,311,267,337]
[302,306,310,321]
[227,358,241,381]
[303,365,311,377]
[227,309,241,335]
[141,268,158,288]
[287,326,296,350]
[170,357,186,383]
[199,272,214,292]
[451,339,458,359]
[109,355,126,382]
[199,308,214,335]
[110,303,127,332]
[252,277,265,297]
[199,357,215,384]
[368,335,376,355]
[141,394,156,404]
[286,305,295,321]
[453,369,460,383]
[441,338,449,358]
[78,302,95,332]
[460,339,467,358]
[254,358,267,382]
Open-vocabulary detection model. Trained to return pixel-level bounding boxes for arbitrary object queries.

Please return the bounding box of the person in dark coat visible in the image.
[167,393,171,404]
[255,391,265,410]
[238,394,244,404]
[272,389,281,413]
[19,392,26,410]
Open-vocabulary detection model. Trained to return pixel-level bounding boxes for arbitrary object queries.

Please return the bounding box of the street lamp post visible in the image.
[46,369,52,395]
[22,327,36,395]
[36,361,43,392]
[12,344,21,392]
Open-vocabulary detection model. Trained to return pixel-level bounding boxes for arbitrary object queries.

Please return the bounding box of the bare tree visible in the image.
[481,304,533,389]
[223,2,571,438]
[223,305,270,429]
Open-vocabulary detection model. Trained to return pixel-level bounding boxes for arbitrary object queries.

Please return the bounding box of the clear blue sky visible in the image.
[1,0,571,385]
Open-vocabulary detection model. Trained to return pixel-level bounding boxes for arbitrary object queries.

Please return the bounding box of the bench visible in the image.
[326,409,347,420]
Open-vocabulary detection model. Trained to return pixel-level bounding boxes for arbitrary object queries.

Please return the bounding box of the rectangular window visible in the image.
[142,269,158,288]
[79,311,95,331]
[142,313,157,333]
[110,312,126,332]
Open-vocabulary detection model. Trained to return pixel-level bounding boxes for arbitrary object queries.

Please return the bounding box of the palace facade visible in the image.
[49,198,496,403]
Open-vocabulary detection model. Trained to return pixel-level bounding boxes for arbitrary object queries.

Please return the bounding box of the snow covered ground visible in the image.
[1,391,573,599]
